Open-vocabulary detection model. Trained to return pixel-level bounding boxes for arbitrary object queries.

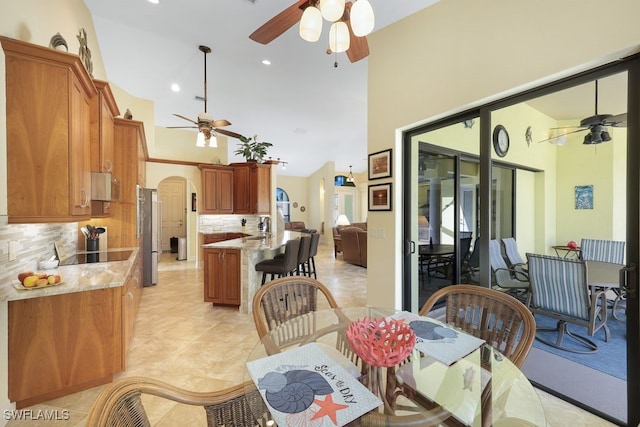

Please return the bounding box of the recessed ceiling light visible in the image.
[262,59,271,65]
[170,83,180,92]
[148,0,159,4]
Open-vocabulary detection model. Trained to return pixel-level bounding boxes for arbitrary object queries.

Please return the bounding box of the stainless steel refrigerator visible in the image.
[141,188,161,286]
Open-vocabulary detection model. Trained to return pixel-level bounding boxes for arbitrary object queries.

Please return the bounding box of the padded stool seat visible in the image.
[255,239,300,285]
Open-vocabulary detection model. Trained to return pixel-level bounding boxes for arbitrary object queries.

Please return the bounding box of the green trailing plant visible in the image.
[234,134,273,162]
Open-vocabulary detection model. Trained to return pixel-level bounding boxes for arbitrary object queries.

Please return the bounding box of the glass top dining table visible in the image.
[243,307,546,427]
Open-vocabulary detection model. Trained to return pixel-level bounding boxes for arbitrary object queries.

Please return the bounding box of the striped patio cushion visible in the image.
[527,253,590,320]
[580,238,625,264]
[501,237,526,266]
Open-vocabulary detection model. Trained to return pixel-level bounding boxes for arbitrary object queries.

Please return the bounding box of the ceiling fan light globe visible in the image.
[329,22,350,53]
[208,134,218,148]
[601,130,612,142]
[196,132,206,147]
[299,6,323,42]
[320,0,345,22]
[351,0,375,37]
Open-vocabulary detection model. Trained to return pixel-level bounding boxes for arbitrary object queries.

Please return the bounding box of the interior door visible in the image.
[158,178,186,252]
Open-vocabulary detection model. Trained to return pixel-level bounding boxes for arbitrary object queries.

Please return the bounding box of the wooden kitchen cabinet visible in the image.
[8,287,121,409]
[1,37,97,223]
[204,248,241,306]
[102,118,148,249]
[90,79,120,217]
[231,163,271,214]
[199,165,234,214]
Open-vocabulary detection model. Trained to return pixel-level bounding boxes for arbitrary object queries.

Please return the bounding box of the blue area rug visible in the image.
[531,312,627,380]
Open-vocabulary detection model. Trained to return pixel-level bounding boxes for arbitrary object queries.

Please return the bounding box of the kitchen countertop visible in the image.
[202,230,306,251]
[0,247,139,302]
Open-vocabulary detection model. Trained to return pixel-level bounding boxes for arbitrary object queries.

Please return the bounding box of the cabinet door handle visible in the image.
[81,188,89,208]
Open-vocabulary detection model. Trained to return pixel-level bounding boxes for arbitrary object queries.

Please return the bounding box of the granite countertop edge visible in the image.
[1,247,139,302]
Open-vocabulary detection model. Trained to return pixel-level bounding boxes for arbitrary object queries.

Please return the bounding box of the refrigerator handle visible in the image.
[157,201,163,248]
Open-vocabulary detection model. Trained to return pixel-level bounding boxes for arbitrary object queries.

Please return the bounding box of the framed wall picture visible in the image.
[191,192,197,212]
[368,149,392,180]
[368,183,392,211]
[575,185,593,209]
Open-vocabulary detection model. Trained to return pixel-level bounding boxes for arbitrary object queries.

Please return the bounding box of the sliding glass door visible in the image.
[403,61,640,425]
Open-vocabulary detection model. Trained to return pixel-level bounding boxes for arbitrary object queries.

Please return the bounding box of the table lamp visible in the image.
[336,214,351,226]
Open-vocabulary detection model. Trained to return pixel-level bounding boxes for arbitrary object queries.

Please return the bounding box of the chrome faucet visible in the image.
[260,216,271,236]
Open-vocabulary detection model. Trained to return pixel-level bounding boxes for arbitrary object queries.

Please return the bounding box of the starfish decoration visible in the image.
[311,394,349,425]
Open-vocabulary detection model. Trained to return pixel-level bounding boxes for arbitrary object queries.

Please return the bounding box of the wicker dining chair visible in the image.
[418,284,536,367]
[252,276,340,345]
[86,376,270,427]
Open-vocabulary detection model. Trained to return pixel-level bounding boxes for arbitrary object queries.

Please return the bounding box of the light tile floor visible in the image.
[7,240,615,426]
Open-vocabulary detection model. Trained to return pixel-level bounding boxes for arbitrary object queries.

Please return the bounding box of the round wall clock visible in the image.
[493,125,510,157]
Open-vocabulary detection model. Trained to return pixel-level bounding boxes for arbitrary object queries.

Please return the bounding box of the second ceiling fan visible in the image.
[168,45,243,146]
[250,0,372,63]
[542,79,627,145]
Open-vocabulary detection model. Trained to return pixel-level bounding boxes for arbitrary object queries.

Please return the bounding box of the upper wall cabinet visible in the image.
[90,79,120,217]
[199,165,234,214]
[1,37,97,223]
[231,163,271,214]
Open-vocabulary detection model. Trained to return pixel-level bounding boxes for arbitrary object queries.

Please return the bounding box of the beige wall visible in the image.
[367,0,640,310]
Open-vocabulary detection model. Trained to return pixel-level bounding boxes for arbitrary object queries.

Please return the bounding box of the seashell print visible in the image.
[409,320,458,341]
[283,370,333,395]
[266,381,315,413]
[258,372,287,393]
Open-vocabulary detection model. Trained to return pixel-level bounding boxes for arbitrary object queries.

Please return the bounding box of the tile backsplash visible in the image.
[0,221,78,286]
[199,214,264,234]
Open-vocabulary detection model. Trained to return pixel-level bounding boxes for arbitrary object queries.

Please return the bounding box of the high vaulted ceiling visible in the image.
[84,0,439,176]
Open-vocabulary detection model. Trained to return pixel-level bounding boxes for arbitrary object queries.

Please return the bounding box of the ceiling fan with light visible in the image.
[540,80,627,145]
[249,0,374,64]
[168,45,243,147]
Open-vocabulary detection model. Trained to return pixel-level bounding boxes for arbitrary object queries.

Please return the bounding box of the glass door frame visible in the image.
[402,54,640,425]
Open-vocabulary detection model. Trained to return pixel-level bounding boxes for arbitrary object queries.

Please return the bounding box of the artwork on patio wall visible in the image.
[575,185,594,209]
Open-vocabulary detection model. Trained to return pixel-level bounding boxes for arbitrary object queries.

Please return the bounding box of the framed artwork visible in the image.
[575,185,593,209]
[368,149,392,180]
[368,183,392,211]
[191,192,197,212]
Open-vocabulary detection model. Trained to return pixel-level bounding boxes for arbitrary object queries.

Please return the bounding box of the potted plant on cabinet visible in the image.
[234,134,273,162]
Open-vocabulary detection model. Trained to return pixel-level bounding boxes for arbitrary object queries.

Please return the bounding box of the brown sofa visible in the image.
[338,224,367,267]
[285,221,307,232]
[332,222,367,258]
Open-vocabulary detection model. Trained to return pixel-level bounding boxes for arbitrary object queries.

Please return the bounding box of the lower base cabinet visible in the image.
[204,248,241,306]
[8,287,121,409]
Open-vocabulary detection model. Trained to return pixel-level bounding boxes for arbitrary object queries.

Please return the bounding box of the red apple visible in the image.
[567,240,578,249]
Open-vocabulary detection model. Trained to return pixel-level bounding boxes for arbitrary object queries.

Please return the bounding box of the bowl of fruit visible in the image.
[16,271,63,290]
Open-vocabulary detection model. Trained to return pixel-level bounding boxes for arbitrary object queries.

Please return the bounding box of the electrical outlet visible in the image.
[8,241,17,261]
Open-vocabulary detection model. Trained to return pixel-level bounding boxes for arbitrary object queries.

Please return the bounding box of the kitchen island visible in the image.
[2,248,140,409]
[202,231,306,314]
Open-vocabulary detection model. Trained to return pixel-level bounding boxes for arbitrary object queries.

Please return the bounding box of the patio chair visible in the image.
[501,237,527,273]
[86,376,271,427]
[419,284,536,367]
[489,239,530,299]
[526,253,610,353]
[462,237,481,283]
[580,238,626,320]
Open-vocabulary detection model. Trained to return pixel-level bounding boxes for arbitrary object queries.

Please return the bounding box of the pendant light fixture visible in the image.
[299,5,323,42]
[329,21,350,53]
[320,0,345,22]
[350,0,374,36]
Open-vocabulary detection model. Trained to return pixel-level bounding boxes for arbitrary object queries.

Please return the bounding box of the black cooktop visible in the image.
[59,250,133,266]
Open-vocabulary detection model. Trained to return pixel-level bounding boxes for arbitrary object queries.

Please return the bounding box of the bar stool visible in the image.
[307,232,320,279]
[295,235,312,276]
[255,239,300,285]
